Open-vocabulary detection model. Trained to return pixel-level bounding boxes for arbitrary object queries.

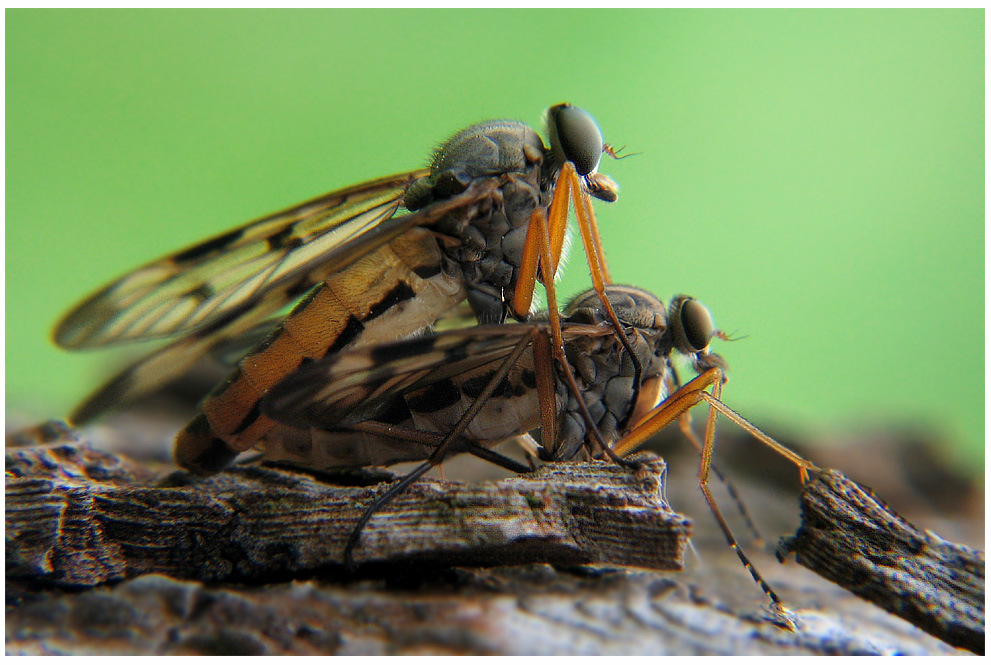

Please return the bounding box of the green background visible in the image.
[7,10,984,471]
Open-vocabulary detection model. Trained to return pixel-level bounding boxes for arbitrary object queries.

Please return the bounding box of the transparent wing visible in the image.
[54,169,429,349]
[262,322,550,430]
[69,282,300,423]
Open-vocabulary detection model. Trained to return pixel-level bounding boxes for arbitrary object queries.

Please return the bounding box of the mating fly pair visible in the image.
[54,103,818,617]
[55,103,629,475]
[261,285,818,615]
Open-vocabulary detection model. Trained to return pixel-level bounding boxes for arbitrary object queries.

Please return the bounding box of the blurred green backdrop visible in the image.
[7,10,984,470]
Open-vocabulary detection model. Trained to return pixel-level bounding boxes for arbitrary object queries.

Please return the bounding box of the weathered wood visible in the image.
[5,422,975,655]
[777,468,985,655]
[6,438,690,589]
[5,565,965,656]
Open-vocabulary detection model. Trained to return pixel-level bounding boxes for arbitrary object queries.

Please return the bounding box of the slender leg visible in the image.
[676,412,765,546]
[344,332,539,567]
[568,167,611,284]
[425,332,536,466]
[509,163,639,458]
[511,162,613,321]
[348,421,532,475]
[546,163,572,274]
[611,367,819,620]
[512,162,572,319]
[343,460,433,570]
[531,325,558,451]
[527,206,612,459]
[565,166,643,386]
[665,371,764,545]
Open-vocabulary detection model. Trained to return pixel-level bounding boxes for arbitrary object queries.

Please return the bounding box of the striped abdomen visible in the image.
[174,227,466,474]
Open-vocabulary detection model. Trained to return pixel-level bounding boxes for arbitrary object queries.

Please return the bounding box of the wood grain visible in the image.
[6,434,689,588]
[777,469,985,654]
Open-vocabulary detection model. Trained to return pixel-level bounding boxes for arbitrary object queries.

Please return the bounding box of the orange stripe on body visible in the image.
[175,228,467,473]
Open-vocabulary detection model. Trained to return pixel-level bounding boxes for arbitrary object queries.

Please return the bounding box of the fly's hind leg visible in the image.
[342,330,541,569]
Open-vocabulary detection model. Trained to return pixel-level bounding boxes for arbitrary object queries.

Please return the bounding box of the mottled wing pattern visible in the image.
[68,284,295,423]
[54,170,428,349]
[262,323,549,430]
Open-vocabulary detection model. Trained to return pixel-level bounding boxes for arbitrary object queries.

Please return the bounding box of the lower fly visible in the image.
[262,285,819,624]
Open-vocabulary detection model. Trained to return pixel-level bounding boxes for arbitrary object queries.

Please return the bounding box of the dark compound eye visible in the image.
[670,296,715,354]
[548,104,605,177]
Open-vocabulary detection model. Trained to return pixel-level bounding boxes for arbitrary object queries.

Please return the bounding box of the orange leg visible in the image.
[513,207,546,319]
[569,166,611,285]
[513,162,644,389]
[565,166,651,386]
[523,204,613,456]
[512,161,611,319]
[547,163,572,275]
[675,409,765,547]
[531,326,558,454]
[615,368,818,483]
[612,367,819,623]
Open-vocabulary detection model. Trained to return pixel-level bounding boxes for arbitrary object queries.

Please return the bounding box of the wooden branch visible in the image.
[776,468,985,655]
[6,440,690,589]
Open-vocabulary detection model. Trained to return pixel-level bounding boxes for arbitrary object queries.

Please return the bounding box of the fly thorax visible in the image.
[547,282,673,463]
[429,169,546,325]
[551,328,656,461]
[402,119,552,325]
[404,120,546,211]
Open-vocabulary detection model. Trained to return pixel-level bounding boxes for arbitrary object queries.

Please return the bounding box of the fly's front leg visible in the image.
[613,367,820,624]
[526,205,613,459]
[664,373,764,546]
[564,163,644,388]
[511,160,639,396]
[697,380,819,486]
[616,368,818,484]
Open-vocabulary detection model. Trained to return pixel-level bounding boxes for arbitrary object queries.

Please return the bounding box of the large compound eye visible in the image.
[548,103,604,176]
[670,296,715,354]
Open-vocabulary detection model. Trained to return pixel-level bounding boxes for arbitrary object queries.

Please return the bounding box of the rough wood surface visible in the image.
[5,436,689,588]
[777,468,985,655]
[6,565,966,656]
[5,421,979,655]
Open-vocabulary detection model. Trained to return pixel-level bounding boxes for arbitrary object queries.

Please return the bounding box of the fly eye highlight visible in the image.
[669,296,715,354]
[547,103,605,177]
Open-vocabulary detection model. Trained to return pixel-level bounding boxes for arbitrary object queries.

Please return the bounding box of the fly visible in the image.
[53,104,631,474]
[261,284,819,622]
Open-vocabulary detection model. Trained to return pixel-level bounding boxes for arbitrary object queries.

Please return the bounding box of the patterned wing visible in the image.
[54,170,428,349]
[262,323,548,430]
[68,288,292,423]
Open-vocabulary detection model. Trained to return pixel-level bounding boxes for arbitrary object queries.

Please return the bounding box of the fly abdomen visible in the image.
[174,229,465,475]
[261,424,439,471]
